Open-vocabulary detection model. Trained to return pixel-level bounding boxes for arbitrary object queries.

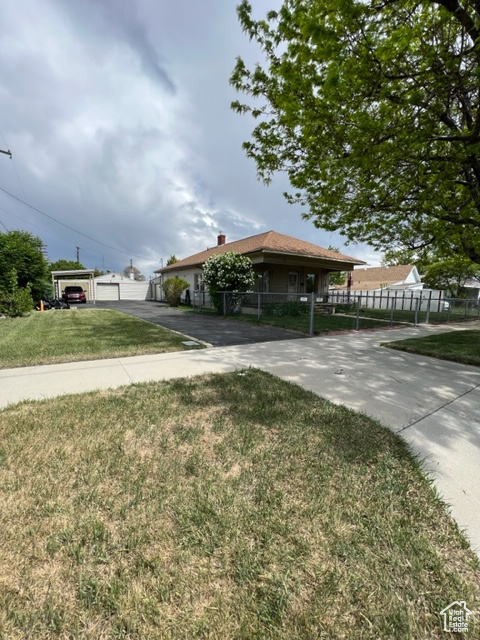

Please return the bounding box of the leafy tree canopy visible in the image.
[381,246,437,275]
[0,230,47,299]
[49,259,86,272]
[423,257,479,297]
[382,245,479,295]
[231,0,480,263]
[166,255,179,266]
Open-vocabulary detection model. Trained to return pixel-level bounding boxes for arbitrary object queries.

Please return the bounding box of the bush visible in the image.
[0,268,33,317]
[163,277,189,307]
[264,300,309,317]
[334,303,357,314]
[0,287,33,317]
[203,252,256,314]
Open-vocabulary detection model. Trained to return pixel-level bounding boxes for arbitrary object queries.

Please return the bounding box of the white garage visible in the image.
[96,283,120,301]
[94,273,152,301]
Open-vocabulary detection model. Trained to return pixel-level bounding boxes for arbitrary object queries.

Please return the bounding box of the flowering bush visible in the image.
[203,252,255,314]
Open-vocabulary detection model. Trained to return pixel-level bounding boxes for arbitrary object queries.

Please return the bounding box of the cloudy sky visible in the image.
[0,0,381,278]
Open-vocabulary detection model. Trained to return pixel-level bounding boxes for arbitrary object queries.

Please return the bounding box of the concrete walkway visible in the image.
[1,322,479,555]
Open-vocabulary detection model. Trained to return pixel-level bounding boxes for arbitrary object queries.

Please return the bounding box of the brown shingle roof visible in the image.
[335,265,417,291]
[158,231,364,272]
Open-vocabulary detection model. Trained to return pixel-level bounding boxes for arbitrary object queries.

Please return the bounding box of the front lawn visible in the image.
[228,311,383,333]
[383,330,480,367]
[0,370,478,639]
[0,309,203,369]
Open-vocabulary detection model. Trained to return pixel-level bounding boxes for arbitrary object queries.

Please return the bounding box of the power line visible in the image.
[0,202,155,268]
[0,184,158,262]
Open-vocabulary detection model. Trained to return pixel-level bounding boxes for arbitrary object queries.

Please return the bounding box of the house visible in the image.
[331,264,423,292]
[463,277,480,300]
[328,263,454,311]
[154,231,365,302]
[94,272,152,301]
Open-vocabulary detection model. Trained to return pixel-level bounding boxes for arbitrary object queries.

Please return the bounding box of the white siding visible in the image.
[94,273,152,300]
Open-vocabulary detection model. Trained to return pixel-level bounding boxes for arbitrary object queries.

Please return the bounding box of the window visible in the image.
[306,274,316,294]
[261,270,269,292]
[194,273,204,291]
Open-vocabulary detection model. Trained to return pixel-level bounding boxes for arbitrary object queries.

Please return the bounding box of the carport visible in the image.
[51,269,96,304]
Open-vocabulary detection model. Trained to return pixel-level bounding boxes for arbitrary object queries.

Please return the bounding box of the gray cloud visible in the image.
[0,0,380,279]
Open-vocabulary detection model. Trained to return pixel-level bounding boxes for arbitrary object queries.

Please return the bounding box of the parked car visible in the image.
[62,285,86,303]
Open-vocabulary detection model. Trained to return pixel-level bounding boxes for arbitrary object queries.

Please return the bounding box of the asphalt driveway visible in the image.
[89,300,305,346]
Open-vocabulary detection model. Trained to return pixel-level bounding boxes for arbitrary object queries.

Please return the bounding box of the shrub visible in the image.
[0,268,33,317]
[264,300,309,317]
[334,303,357,314]
[163,277,189,307]
[203,252,255,314]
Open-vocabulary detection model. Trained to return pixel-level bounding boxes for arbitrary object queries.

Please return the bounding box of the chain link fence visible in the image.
[191,290,480,336]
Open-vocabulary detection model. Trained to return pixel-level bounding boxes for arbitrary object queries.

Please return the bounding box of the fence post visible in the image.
[309,292,315,336]
[414,297,419,326]
[355,298,360,330]
[223,291,226,316]
[257,292,261,320]
[390,298,394,326]
[464,299,468,319]
[425,297,431,324]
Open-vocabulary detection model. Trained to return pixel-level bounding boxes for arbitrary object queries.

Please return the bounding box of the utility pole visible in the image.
[76,246,80,263]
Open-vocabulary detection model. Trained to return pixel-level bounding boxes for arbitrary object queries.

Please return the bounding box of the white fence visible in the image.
[328,289,449,312]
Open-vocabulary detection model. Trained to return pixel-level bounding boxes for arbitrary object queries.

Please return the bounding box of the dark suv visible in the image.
[62,285,87,303]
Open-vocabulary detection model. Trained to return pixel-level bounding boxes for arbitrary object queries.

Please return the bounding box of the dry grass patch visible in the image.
[0,370,479,639]
[0,309,203,369]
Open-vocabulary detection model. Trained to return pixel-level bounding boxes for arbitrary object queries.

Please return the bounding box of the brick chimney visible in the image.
[217,233,226,246]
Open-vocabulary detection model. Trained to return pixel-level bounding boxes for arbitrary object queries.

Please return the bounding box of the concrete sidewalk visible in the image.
[1,323,480,555]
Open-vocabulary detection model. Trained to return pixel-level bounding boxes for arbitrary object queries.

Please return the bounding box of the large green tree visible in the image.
[0,230,47,299]
[422,257,479,296]
[49,259,86,271]
[231,0,480,263]
[381,245,480,295]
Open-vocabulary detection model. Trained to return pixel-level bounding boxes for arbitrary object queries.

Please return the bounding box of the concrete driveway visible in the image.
[89,300,305,346]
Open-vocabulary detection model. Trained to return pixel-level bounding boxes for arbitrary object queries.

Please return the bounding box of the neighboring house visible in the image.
[463,277,480,300]
[154,231,365,302]
[329,264,453,311]
[331,264,423,292]
[94,272,152,301]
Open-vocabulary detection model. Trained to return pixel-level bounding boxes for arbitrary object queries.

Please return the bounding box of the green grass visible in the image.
[0,309,203,369]
[356,306,479,325]
[383,329,480,367]
[0,370,478,639]
[228,311,384,333]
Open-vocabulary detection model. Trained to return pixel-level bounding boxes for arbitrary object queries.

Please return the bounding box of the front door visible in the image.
[288,272,298,299]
